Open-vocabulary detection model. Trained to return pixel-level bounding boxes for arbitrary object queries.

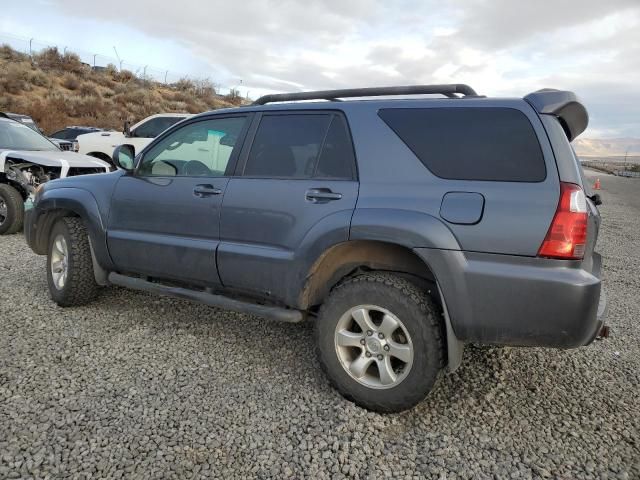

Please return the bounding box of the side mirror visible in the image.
[113,144,135,171]
[123,120,132,137]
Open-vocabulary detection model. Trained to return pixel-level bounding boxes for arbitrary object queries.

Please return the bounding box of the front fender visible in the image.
[30,187,114,270]
[350,208,461,250]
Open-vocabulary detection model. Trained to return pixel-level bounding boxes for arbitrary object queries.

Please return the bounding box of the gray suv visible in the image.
[24,85,607,412]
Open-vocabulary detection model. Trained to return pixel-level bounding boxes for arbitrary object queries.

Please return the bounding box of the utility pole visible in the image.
[29,38,33,57]
[93,54,97,68]
[624,147,629,169]
[113,46,122,71]
[164,70,169,83]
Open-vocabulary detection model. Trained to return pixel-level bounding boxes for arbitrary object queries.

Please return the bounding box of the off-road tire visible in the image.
[0,183,25,235]
[47,217,99,307]
[315,272,444,413]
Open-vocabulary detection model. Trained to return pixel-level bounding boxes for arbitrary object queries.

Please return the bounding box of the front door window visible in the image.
[138,117,247,177]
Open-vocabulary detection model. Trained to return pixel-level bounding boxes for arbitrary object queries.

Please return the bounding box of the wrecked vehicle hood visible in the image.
[0,149,110,175]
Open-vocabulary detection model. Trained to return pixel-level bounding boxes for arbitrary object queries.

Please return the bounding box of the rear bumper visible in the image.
[415,248,606,348]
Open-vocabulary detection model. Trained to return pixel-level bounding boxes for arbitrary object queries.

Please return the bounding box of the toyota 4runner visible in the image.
[24,85,607,412]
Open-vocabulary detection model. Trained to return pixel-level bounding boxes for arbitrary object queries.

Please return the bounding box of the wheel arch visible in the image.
[300,240,437,310]
[0,177,29,200]
[300,239,465,372]
[86,151,112,162]
[32,188,114,271]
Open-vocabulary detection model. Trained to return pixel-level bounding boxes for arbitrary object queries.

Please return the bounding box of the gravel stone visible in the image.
[0,171,638,478]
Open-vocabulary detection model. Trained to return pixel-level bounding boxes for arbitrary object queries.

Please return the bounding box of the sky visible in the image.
[1,0,639,139]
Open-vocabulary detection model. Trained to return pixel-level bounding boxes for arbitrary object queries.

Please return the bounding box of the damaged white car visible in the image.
[0,117,110,235]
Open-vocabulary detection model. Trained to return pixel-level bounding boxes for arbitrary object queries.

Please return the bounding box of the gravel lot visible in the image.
[1,171,638,479]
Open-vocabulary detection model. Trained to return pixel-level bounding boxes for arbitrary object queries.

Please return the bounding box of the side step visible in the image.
[108,273,304,323]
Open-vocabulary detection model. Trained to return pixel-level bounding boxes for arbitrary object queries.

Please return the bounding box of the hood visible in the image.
[0,149,110,171]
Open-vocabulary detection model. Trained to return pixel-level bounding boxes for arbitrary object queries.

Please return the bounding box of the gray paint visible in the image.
[218,177,358,304]
[415,248,604,347]
[439,192,485,225]
[107,175,230,285]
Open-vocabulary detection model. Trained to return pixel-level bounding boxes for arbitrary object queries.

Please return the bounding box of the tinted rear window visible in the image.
[378,107,546,182]
[314,116,355,179]
[243,113,355,179]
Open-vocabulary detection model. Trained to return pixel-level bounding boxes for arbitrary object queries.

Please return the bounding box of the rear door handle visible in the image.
[194,184,223,197]
[305,188,343,203]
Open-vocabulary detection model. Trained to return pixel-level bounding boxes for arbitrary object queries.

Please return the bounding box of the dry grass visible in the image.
[0,45,241,133]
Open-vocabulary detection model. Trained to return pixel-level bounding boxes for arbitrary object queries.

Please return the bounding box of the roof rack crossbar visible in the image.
[252,84,478,105]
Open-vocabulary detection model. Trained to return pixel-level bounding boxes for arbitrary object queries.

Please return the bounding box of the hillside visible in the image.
[573,137,640,157]
[0,45,240,134]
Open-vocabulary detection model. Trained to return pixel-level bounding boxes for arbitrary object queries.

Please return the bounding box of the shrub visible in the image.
[115,69,135,83]
[61,52,86,74]
[61,74,80,91]
[28,70,49,87]
[79,82,99,97]
[0,44,28,62]
[33,47,64,71]
[225,88,243,106]
[0,63,32,94]
[34,47,85,74]
[173,78,195,92]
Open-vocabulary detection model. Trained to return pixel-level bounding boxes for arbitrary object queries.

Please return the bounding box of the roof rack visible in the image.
[252,84,479,105]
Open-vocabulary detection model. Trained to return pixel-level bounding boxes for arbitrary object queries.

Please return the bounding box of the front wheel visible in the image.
[315,273,444,413]
[0,183,25,235]
[47,217,99,307]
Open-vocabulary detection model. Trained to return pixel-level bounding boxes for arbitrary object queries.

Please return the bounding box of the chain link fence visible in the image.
[581,156,640,177]
[0,31,236,94]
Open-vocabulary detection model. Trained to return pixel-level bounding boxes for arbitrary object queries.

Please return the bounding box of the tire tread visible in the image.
[0,183,25,235]
[48,217,98,306]
[315,272,444,412]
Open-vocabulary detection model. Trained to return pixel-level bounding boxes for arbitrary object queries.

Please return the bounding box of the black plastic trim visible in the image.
[252,84,478,105]
[108,273,304,323]
[524,89,588,141]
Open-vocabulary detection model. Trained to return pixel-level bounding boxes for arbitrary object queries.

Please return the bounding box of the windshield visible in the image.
[0,121,59,151]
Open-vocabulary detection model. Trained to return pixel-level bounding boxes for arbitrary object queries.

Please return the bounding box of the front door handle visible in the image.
[194,184,223,197]
[305,188,343,203]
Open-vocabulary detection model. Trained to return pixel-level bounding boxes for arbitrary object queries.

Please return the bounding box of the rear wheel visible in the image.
[47,217,99,306]
[316,272,444,413]
[0,183,25,235]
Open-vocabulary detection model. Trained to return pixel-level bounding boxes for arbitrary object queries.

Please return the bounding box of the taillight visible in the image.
[538,182,588,260]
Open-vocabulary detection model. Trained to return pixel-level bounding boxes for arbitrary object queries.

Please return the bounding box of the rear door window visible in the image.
[379,107,546,182]
[243,113,356,179]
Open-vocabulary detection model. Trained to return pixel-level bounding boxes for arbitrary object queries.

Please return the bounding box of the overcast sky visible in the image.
[2,0,639,138]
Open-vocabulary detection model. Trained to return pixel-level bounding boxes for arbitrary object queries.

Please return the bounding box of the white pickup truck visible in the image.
[76,113,192,165]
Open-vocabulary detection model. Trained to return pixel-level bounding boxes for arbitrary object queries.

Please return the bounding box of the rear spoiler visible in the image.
[524,89,588,142]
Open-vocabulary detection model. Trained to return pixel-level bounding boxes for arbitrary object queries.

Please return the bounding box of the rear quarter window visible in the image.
[378,107,546,182]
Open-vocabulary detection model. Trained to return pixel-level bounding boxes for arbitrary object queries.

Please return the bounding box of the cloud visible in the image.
[39,0,640,137]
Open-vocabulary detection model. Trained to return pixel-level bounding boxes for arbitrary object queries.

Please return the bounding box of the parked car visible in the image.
[48,138,76,152]
[0,116,110,235]
[76,113,191,165]
[0,112,40,132]
[49,126,105,153]
[24,85,607,412]
[0,112,77,151]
